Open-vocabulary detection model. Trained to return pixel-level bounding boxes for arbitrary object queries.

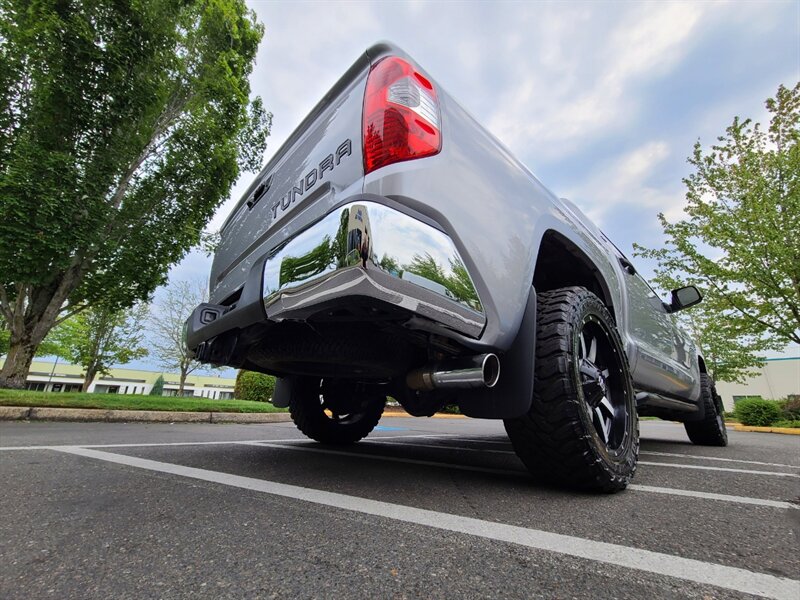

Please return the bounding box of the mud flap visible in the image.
[272,376,294,408]
[458,286,536,419]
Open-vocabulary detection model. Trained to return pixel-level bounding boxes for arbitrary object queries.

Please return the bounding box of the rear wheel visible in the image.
[684,373,728,446]
[289,377,385,444]
[504,287,639,492]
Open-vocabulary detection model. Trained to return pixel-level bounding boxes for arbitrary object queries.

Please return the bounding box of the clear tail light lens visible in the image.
[363,56,442,175]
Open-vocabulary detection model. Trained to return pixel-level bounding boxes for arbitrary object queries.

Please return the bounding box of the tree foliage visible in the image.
[2,312,73,360]
[635,83,800,381]
[0,0,270,387]
[45,304,148,390]
[148,279,207,393]
[404,253,482,311]
[667,300,770,383]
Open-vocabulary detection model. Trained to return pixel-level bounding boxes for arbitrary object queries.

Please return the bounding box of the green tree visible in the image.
[635,83,800,381]
[377,254,400,274]
[2,313,68,360]
[404,253,448,288]
[647,279,769,383]
[0,0,271,388]
[446,257,482,311]
[278,236,334,287]
[403,253,481,311]
[149,279,208,394]
[150,374,165,396]
[332,208,351,268]
[45,304,149,391]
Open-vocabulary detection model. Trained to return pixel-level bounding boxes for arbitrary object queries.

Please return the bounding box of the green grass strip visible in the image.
[0,389,286,413]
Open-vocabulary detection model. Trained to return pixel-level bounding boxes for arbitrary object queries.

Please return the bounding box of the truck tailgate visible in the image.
[209,51,371,304]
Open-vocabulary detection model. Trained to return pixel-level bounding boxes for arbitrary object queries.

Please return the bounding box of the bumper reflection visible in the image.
[267,202,483,313]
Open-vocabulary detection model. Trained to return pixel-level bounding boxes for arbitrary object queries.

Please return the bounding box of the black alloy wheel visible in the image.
[577,314,631,453]
[505,287,639,492]
[289,377,385,444]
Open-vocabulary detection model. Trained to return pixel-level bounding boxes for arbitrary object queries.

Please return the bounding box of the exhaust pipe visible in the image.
[406,354,500,391]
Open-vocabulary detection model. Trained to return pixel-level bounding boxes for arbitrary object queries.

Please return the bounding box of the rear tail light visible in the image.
[363,56,442,175]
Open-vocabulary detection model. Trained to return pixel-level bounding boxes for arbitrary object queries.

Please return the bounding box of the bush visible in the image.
[234,370,276,403]
[772,419,800,428]
[779,396,800,420]
[734,398,782,426]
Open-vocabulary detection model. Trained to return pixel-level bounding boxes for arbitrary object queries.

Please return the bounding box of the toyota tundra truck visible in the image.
[185,42,728,492]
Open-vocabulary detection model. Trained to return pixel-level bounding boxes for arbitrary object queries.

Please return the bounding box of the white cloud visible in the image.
[565,140,680,225]
[487,3,708,160]
[206,2,381,233]
[140,0,799,366]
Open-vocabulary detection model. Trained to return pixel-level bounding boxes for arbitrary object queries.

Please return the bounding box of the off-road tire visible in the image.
[289,377,385,444]
[684,373,728,446]
[504,287,639,492]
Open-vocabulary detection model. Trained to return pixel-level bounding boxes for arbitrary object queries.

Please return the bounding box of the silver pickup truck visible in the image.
[185,42,727,492]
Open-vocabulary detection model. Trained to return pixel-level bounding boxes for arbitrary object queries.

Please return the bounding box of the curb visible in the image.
[14,407,795,429]
[210,411,291,424]
[0,405,464,422]
[0,406,292,424]
[732,423,800,435]
[0,406,31,420]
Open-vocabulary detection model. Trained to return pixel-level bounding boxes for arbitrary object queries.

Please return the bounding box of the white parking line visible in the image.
[367,439,513,454]
[641,451,799,470]
[0,439,310,451]
[625,485,796,510]
[452,437,511,445]
[243,441,523,477]
[0,433,456,452]
[638,461,799,478]
[54,446,800,600]
[427,437,800,470]
[366,440,800,474]
[243,441,798,510]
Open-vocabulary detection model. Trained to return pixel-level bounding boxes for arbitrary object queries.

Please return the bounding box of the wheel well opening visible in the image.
[697,355,708,374]
[533,230,616,320]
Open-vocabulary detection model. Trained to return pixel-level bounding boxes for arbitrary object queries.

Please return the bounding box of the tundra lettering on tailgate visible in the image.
[249,139,352,225]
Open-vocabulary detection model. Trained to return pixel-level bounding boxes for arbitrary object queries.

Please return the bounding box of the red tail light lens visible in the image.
[363,56,442,175]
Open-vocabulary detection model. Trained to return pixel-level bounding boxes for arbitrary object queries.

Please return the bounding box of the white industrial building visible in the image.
[5,359,236,400]
[715,357,799,411]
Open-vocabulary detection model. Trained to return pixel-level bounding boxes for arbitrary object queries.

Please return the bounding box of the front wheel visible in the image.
[504,287,639,492]
[289,377,385,444]
[684,374,728,446]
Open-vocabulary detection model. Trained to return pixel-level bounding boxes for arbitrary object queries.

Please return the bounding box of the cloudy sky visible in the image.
[156,0,798,369]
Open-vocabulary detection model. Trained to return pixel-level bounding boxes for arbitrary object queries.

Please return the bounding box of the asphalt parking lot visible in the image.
[1,418,798,599]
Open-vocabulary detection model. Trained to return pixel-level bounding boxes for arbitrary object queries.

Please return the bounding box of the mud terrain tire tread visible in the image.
[504,287,639,492]
[684,373,728,446]
[289,377,385,444]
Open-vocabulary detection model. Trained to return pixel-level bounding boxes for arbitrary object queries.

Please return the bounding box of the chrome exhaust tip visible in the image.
[406,353,500,391]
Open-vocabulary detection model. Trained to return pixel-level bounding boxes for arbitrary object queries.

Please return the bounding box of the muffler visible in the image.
[406,354,500,391]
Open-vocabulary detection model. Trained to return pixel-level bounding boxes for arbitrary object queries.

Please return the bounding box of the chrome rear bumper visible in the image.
[262,201,485,338]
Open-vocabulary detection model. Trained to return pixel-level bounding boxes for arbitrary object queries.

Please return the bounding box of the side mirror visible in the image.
[668,285,702,313]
